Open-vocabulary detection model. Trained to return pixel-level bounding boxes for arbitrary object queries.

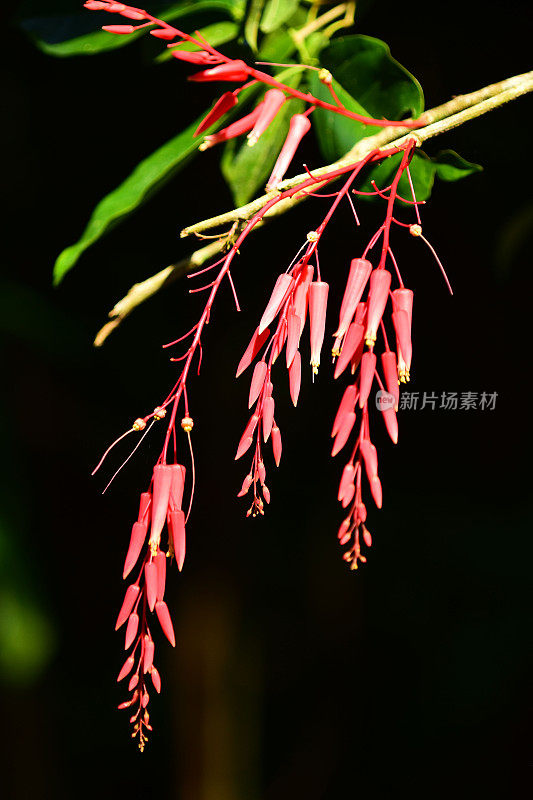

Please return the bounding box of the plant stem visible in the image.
[181,69,533,238]
[94,69,532,344]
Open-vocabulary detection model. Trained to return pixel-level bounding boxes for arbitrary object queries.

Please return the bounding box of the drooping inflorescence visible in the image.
[84,1,451,747]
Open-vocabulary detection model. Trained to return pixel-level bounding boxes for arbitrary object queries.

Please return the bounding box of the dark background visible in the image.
[1,1,532,797]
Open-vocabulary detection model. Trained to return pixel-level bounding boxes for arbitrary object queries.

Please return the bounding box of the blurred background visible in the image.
[1,0,532,797]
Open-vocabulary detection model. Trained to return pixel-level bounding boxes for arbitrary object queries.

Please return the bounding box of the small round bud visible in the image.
[181,416,194,432]
[132,418,146,431]
[153,407,166,420]
[306,230,319,242]
[318,68,332,85]
[409,224,422,237]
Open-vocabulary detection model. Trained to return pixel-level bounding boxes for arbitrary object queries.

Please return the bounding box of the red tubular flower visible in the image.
[236,326,270,377]
[247,89,286,146]
[288,350,301,406]
[285,311,301,367]
[200,104,264,151]
[262,397,275,442]
[155,601,176,647]
[168,510,186,571]
[149,27,180,40]
[188,60,249,83]
[150,464,173,550]
[332,385,357,437]
[364,270,392,346]
[392,288,413,380]
[334,322,364,379]
[334,258,372,342]
[115,584,140,630]
[258,274,294,334]
[266,113,311,190]
[293,265,314,336]
[172,49,220,65]
[309,281,329,374]
[249,361,268,407]
[331,411,356,456]
[272,424,282,466]
[123,521,148,579]
[102,24,136,33]
[381,351,399,409]
[145,561,158,612]
[125,613,139,649]
[194,91,238,137]
[359,352,377,408]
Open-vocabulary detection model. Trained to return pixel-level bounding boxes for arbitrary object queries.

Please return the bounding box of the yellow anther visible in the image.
[133,418,146,431]
[153,406,166,420]
[181,416,194,432]
[307,230,319,242]
[318,68,333,85]
[409,224,422,237]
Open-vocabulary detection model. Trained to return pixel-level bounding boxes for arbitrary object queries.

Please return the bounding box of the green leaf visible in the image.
[310,34,424,162]
[432,149,482,181]
[260,0,299,33]
[20,0,244,58]
[155,20,239,62]
[308,72,373,163]
[53,117,204,284]
[221,73,304,206]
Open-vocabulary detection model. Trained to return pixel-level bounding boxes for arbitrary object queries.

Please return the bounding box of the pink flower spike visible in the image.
[171,49,215,65]
[266,113,311,190]
[293,265,314,336]
[154,550,167,601]
[334,258,372,339]
[288,350,301,406]
[341,483,356,508]
[194,92,237,137]
[143,636,155,674]
[123,521,148,579]
[359,351,377,408]
[262,397,275,442]
[138,491,152,523]
[201,104,264,151]
[188,60,249,83]
[102,24,135,34]
[381,351,399,409]
[258,274,294,334]
[151,666,162,693]
[370,476,383,508]
[338,463,355,501]
[331,411,356,456]
[235,434,253,460]
[309,281,329,374]
[332,385,357,437]
[125,612,139,650]
[381,406,398,444]
[236,326,270,377]
[115,584,140,630]
[150,27,179,40]
[145,561,158,612]
[285,312,301,367]
[117,656,135,682]
[247,89,286,145]
[334,322,364,380]
[150,464,173,548]
[120,9,146,20]
[272,424,282,466]
[364,270,392,346]
[169,464,186,512]
[249,361,268,408]
[360,440,378,481]
[168,510,186,571]
[155,601,176,647]
[237,473,253,497]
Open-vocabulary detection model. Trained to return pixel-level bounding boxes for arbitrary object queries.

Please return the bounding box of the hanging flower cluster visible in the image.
[84,1,451,747]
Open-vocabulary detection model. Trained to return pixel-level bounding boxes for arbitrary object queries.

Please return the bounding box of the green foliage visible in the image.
[433,149,483,182]
[310,35,424,162]
[53,116,205,283]
[221,74,304,206]
[260,0,300,34]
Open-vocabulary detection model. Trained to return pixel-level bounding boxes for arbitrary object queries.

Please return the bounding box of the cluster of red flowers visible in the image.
[84,1,447,747]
